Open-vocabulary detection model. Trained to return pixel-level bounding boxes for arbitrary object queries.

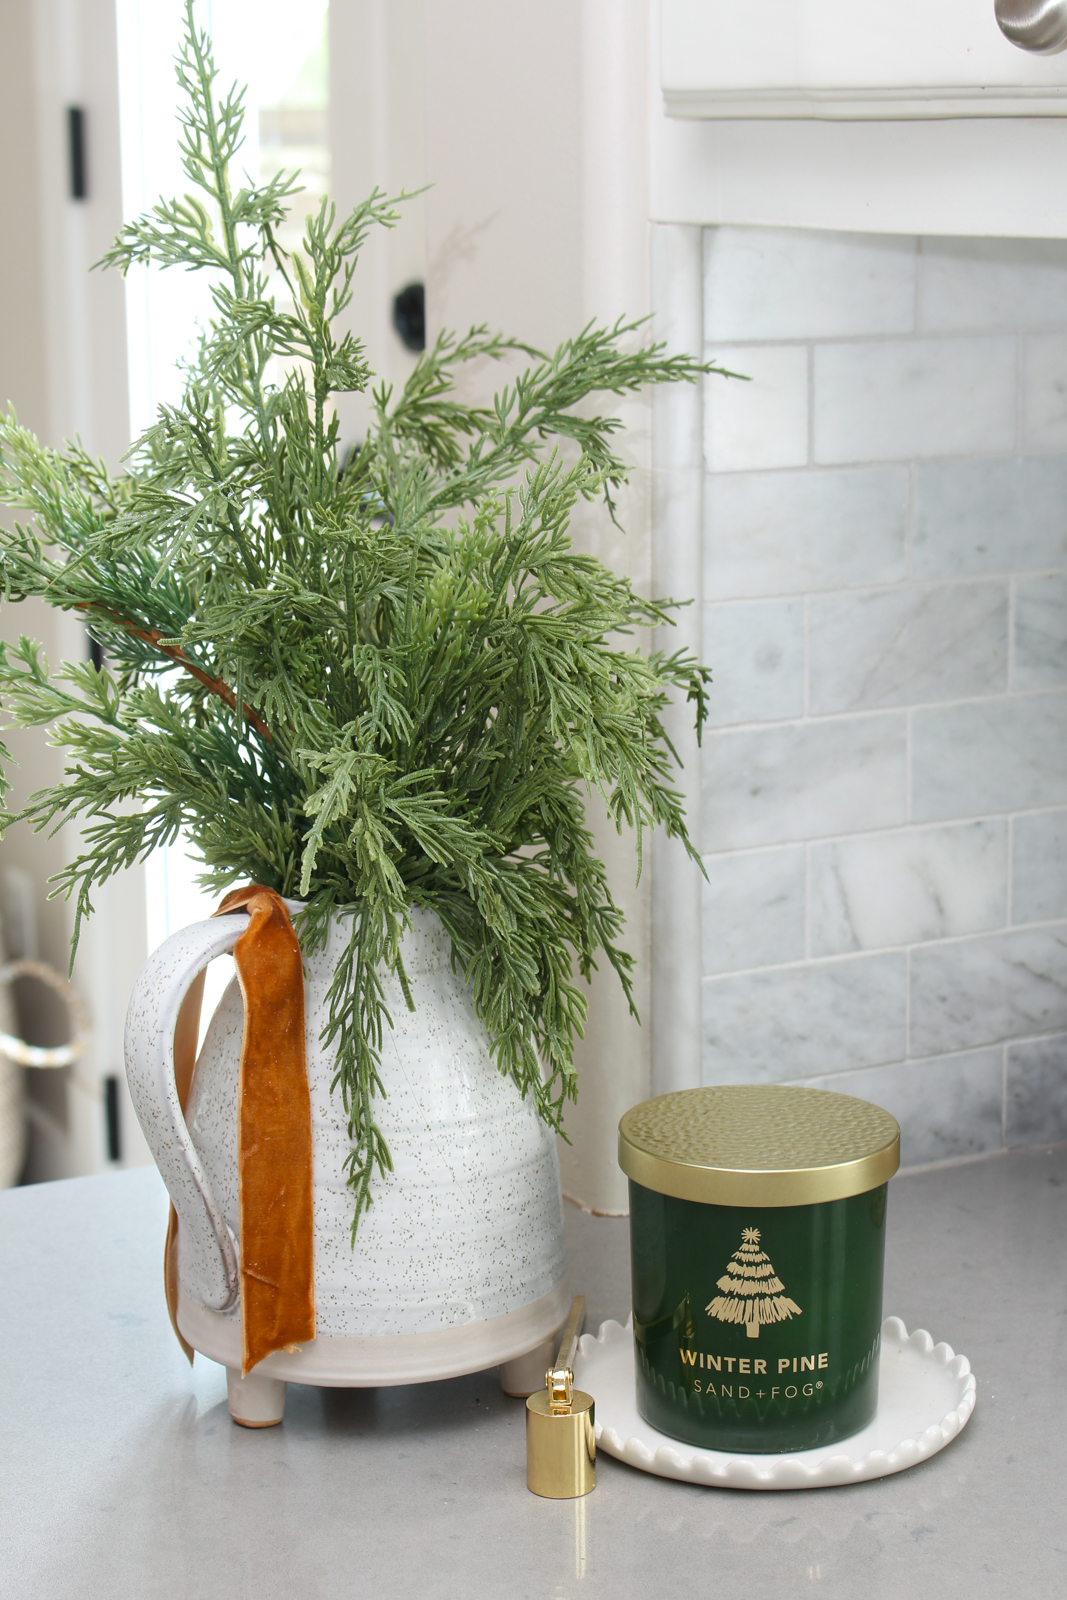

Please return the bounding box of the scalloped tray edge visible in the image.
[573,1314,976,1490]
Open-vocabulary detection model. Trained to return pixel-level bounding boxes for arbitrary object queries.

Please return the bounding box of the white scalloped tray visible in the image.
[571,1315,975,1490]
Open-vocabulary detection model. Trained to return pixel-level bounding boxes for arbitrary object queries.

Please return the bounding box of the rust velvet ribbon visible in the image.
[163,885,316,1375]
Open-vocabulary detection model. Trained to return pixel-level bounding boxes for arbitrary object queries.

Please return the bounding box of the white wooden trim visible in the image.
[650,223,705,1097]
[664,85,1067,121]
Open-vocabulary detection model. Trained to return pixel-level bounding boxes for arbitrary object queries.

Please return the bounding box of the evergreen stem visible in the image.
[344,546,357,721]
[74,601,274,745]
[184,1,269,435]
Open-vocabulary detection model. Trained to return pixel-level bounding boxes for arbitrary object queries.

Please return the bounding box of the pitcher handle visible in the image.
[124,915,247,1312]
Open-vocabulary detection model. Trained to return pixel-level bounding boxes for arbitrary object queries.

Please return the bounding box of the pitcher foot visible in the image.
[499,1334,557,1398]
[227,1367,287,1427]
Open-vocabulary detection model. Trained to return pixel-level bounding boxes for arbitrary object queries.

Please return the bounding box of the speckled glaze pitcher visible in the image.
[124,904,568,1425]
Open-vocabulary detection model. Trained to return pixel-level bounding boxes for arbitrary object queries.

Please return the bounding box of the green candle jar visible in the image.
[618,1086,900,1454]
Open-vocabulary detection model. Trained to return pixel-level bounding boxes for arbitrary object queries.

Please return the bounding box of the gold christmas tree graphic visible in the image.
[705,1227,802,1340]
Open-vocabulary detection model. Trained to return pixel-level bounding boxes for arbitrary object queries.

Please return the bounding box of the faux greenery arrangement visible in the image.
[0,3,718,1231]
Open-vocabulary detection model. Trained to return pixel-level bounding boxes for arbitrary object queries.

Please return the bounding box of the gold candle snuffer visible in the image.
[525,1294,595,1498]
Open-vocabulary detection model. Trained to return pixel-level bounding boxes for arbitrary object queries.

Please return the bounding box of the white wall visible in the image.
[329,0,427,448]
[414,0,658,1214]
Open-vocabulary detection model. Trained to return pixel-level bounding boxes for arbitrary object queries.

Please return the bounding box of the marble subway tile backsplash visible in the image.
[813,336,1017,464]
[1012,810,1067,925]
[1014,573,1067,690]
[912,457,1067,579]
[909,925,1067,1056]
[697,224,1067,1167]
[702,600,804,727]
[705,226,916,342]
[705,466,908,599]
[809,823,1006,957]
[917,237,1067,333]
[807,582,1008,713]
[1023,332,1067,454]
[703,953,907,1083]
[911,692,1067,821]
[701,847,806,975]
[1006,1034,1067,1146]
[798,1050,1005,1166]
[701,713,907,852]
[703,346,808,473]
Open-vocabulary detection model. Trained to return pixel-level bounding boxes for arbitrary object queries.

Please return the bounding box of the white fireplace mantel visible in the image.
[662,0,1067,120]
[653,1,1067,238]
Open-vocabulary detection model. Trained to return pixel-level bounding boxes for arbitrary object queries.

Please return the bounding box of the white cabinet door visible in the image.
[662,0,1067,117]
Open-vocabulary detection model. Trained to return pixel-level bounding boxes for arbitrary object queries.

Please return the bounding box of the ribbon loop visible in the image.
[165,886,315,1376]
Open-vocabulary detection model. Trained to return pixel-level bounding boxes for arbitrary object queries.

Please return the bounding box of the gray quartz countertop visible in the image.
[3,1144,1066,1599]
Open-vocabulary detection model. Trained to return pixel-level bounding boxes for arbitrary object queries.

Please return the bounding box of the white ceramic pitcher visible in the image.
[124,903,568,1425]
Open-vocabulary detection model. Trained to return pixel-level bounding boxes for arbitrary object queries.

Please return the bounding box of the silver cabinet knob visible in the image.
[996,0,1067,53]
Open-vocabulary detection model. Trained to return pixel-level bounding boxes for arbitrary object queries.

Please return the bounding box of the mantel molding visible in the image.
[662,0,1067,123]
[664,84,1067,122]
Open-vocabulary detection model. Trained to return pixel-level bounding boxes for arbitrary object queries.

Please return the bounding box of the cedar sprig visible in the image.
[0,0,729,1234]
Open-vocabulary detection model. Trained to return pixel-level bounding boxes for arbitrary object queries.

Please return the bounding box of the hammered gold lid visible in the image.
[618,1085,900,1207]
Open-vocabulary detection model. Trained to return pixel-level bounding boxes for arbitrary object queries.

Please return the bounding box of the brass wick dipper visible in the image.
[525,1295,595,1498]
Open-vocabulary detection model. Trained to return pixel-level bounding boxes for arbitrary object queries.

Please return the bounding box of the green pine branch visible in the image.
[0,0,730,1233]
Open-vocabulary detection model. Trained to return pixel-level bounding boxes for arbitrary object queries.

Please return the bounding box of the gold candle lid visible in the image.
[618,1085,900,1208]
